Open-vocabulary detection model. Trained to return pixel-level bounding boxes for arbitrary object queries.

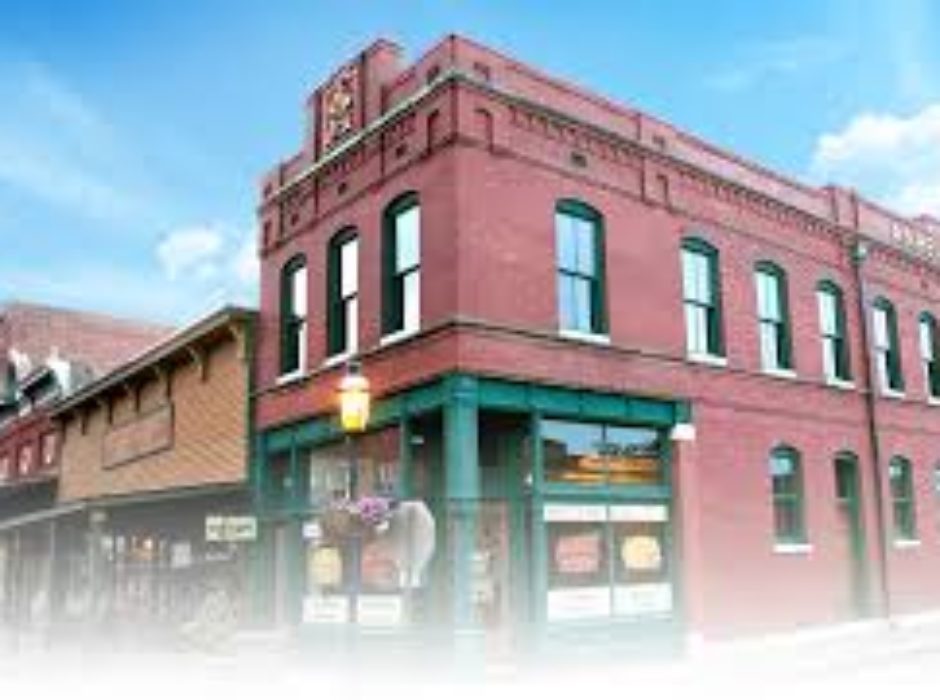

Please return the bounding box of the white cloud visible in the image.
[810,103,940,217]
[157,226,224,280]
[154,224,258,309]
[232,233,259,287]
[705,36,850,93]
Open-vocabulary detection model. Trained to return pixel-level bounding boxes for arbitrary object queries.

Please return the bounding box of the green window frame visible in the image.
[933,464,940,534]
[681,237,724,357]
[873,298,904,393]
[327,229,359,357]
[770,446,806,544]
[382,193,421,337]
[755,262,792,371]
[919,312,940,399]
[817,281,851,383]
[555,200,607,336]
[889,456,917,541]
[279,254,307,376]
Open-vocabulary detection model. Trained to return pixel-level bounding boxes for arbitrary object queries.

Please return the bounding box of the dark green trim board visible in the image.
[259,373,690,460]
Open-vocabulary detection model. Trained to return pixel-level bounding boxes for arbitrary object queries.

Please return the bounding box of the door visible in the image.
[475,501,514,656]
[834,455,868,617]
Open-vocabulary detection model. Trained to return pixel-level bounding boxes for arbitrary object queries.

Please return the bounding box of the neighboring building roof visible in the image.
[0,300,173,383]
[53,305,256,416]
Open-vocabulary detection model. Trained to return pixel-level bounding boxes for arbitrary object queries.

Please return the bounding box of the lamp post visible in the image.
[337,360,371,626]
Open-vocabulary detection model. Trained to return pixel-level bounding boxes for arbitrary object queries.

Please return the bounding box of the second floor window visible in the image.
[280,255,308,376]
[383,194,421,338]
[770,446,806,545]
[681,238,723,358]
[817,282,851,383]
[328,231,359,357]
[919,313,940,399]
[889,457,917,541]
[873,299,904,393]
[755,263,792,371]
[555,200,606,336]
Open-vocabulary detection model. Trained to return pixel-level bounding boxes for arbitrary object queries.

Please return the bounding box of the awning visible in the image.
[0,502,86,533]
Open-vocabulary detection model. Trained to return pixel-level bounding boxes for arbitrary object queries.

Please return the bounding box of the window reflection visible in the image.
[542,420,662,486]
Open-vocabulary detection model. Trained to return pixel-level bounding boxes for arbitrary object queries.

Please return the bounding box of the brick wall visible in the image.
[255,35,940,638]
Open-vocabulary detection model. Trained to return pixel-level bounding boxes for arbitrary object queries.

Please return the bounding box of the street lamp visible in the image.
[338,361,371,434]
[337,360,370,626]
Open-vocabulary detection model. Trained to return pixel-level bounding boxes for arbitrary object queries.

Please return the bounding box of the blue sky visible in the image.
[0,0,938,324]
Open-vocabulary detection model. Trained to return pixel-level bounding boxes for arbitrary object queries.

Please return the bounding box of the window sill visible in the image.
[773,542,813,555]
[380,328,419,348]
[276,368,309,387]
[927,397,940,407]
[825,377,856,391]
[323,351,353,370]
[762,367,797,380]
[881,388,906,400]
[558,329,611,346]
[687,353,728,368]
[893,539,921,549]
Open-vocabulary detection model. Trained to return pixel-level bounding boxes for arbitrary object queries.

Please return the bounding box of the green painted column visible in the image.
[443,375,482,659]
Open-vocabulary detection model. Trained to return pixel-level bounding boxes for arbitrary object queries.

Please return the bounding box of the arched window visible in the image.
[770,445,806,544]
[555,199,606,336]
[919,312,940,399]
[382,193,421,338]
[755,262,792,371]
[873,297,903,393]
[279,255,307,376]
[889,456,917,541]
[817,280,851,383]
[681,237,723,358]
[327,229,359,357]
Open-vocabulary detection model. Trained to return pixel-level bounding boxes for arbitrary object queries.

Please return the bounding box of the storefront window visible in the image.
[542,420,663,487]
[545,503,672,622]
[304,426,406,626]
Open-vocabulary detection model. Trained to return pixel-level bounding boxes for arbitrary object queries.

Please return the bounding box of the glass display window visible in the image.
[542,420,663,487]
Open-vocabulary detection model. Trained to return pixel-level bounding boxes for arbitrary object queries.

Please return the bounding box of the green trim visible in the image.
[770,445,807,545]
[326,228,358,357]
[279,254,307,375]
[755,261,793,370]
[888,456,917,540]
[382,192,420,336]
[818,280,852,382]
[555,199,607,335]
[919,312,940,398]
[681,236,725,356]
[874,297,905,391]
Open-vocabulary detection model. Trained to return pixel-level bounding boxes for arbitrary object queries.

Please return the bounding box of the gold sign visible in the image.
[554,531,602,575]
[102,405,173,468]
[309,546,343,588]
[621,535,663,572]
[322,64,359,150]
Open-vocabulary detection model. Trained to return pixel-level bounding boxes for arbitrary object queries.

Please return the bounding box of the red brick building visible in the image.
[253,35,940,652]
[0,302,170,640]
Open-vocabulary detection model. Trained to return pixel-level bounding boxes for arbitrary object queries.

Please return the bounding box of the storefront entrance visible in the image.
[259,373,689,658]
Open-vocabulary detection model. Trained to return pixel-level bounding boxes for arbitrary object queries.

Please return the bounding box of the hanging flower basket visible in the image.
[320,496,395,541]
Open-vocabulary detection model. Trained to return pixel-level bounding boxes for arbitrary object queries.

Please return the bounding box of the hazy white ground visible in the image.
[1,620,937,699]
